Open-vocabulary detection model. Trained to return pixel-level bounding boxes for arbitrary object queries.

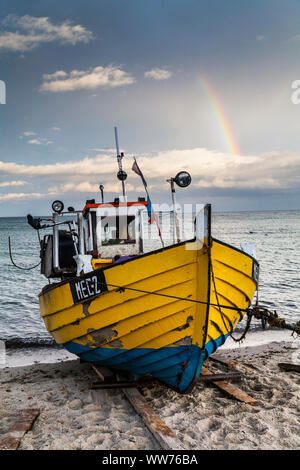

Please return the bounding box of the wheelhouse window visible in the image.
[100,215,136,245]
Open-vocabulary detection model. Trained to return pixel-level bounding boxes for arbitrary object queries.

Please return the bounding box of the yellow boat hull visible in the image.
[39,238,258,392]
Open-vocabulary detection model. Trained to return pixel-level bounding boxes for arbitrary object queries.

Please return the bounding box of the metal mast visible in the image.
[114,126,127,197]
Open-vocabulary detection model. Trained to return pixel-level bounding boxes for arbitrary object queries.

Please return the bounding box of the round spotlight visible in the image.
[117,170,127,181]
[174,171,192,188]
[52,200,64,213]
[68,206,75,212]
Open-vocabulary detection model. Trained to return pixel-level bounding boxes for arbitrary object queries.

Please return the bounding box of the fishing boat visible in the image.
[25,129,259,393]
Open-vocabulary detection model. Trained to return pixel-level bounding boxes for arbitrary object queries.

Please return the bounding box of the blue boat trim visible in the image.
[64,333,229,392]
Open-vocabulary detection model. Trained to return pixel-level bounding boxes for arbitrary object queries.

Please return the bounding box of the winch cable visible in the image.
[8,236,41,271]
[99,280,249,312]
[96,279,300,336]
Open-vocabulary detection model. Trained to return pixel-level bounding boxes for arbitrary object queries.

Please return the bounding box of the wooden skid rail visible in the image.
[91,364,184,450]
[198,371,242,383]
[91,371,242,389]
[201,366,258,406]
[119,377,185,450]
[91,379,157,389]
[209,355,238,368]
[0,408,40,450]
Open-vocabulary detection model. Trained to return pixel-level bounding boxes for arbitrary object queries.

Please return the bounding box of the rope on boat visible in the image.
[210,257,252,342]
[98,279,300,337]
[8,236,41,271]
[247,306,300,336]
[209,249,300,341]
[101,280,249,311]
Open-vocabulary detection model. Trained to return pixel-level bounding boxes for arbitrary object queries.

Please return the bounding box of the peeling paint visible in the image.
[174,336,192,346]
[82,301,91,316]
[107,338,123,348]
[174,315,193,331]
[86,325,118,346]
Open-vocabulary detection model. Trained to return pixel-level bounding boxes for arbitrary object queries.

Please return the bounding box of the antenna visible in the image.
[99,184,104,203]
[114,127,127,197]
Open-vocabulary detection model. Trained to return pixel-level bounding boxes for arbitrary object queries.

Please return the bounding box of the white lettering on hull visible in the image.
[71,272,107,304]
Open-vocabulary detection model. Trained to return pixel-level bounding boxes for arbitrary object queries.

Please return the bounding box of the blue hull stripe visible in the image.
[64,333,229,392]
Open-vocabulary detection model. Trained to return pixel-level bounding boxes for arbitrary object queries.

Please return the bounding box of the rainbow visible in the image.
[199,77,240,155]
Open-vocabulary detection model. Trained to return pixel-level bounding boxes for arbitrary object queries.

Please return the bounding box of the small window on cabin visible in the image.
[100,216,136,245]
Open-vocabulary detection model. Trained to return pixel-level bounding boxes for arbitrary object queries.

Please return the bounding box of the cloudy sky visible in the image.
[0,0,300,216]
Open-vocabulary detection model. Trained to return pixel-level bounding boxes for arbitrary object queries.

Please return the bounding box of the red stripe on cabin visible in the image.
[82,201,148,214]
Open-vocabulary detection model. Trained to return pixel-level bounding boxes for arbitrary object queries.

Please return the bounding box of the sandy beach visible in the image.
[0,331,299,450]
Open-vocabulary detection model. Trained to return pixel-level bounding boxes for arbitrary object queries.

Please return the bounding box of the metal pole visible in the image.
[114,126,120,156]
[121,175,125,198]
[99,185,104,203]
[169,179,181,243]
[114,126,126,197]
[204,203,211,247]
[77,213,85,255]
